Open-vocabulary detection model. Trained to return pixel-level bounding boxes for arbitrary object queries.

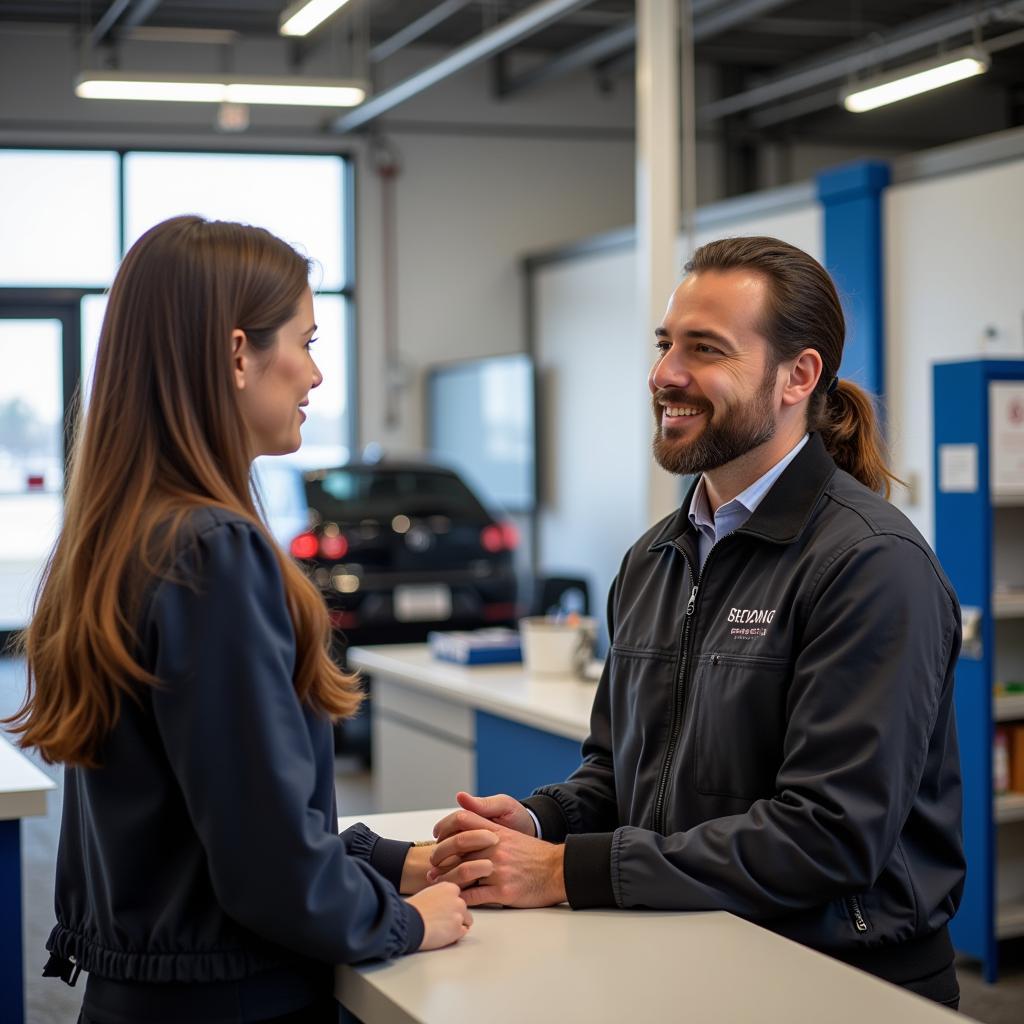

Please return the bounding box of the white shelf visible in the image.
[996,792,1024,823]
[993,493,1024,508]
[996,901,1024,939]
[993,592,1024,618]
[995,694,1024,722]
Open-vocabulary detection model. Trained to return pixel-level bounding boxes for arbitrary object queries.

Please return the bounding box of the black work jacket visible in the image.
[524,434,965,984]
[45,509,422,1020]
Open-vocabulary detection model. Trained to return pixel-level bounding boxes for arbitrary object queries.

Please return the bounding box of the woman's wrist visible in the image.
[400,842,436,894]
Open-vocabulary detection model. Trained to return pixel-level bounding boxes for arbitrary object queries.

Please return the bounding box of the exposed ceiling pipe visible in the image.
[120,0,163,31]
[329,0,598,133]
[89,0,161,46]
[498,21,636,96]
[89,0,132,47]
[369,0,474,64]
[698,0,1024,123]
[691,0,800,39]
[750,23,1024,129]
[500,0,797,98]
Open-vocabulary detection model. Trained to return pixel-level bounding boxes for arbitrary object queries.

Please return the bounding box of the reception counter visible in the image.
[335,809,965,1024]
[1,734,56,1024]
[348,644,594,810]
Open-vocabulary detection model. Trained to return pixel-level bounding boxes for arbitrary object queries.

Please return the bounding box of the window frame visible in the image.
[0,143,359,458]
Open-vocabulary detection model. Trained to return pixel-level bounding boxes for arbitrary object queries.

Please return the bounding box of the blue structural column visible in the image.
[816,161,891,395]
[0,818,24,1023]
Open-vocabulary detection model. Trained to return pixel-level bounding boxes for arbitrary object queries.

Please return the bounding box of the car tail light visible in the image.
[329,609,359,629]
[319,534,348,560]
[499,521,519,550]
[290,532,319,560]
[481,522,520,553]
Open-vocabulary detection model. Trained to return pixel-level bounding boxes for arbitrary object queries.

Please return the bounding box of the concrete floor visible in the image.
[3,655,1024,1023]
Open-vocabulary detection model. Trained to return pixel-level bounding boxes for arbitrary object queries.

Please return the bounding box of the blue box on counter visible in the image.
[428,628,522,665]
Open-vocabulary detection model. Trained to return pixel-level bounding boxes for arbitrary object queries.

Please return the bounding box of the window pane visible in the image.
[124,152,346,289]
[0,150,118,286]
[0,319,64,629]
[81,293,108,406]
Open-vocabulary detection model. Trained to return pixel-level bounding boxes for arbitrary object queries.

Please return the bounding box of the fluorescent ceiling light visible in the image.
[842,49,989,113]
[279,0,353,37]
[75,72,366,107]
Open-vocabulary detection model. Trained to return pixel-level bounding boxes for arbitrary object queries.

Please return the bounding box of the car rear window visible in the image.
[305,468,490,522]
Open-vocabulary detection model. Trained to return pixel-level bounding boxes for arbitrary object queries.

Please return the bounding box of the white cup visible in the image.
[519,616,598,677]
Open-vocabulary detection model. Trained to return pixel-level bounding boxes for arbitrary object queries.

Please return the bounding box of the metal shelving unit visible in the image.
[934,360,1024,982]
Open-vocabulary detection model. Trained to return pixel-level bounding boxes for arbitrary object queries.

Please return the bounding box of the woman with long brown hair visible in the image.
[3,215,489,1023]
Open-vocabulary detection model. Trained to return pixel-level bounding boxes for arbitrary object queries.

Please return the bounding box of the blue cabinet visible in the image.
[475,712,582,799]
[934,359,1024,982]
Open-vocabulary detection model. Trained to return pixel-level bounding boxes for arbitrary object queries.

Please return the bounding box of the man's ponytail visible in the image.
[815,379,902,499]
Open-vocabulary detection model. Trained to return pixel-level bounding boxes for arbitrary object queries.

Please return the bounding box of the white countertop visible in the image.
[0,734,55,821]
[335,809,966,1024]
[348,644,596,741]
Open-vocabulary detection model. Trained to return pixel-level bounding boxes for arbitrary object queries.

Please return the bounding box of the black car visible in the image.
[290,460,520,647]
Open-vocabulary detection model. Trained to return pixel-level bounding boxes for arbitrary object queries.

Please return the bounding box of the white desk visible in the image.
[348,643,595,741]
[349,644,594,811]
[1,734,56,1024]
[335,809,967,1024]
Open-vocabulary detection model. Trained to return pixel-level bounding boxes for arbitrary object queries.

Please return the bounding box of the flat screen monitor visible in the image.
[427,353,536,513]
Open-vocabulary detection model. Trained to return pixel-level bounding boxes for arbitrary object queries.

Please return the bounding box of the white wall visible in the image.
[358,129,634,456]
[885,157,1024,542]
[533,199,823,632]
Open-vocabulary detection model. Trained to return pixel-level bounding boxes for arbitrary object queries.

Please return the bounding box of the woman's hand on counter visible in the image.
[433,791,536,840]
[406,882,474,951]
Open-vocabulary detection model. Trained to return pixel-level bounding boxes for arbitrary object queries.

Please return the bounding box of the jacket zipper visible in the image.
[845,896,870,933]
[651,534,742,835]
[651,542,719,834]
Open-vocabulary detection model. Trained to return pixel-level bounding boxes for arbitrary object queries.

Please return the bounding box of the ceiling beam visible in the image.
[747,17,882,39]
[500,0,797,98]
[330,0,598,133]
[698,0,1024,123]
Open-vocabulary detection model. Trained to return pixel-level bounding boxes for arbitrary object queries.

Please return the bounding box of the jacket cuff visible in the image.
[563,833,616,909]
[370,837,414,891]
[400,898,425,955]
[522,794,569,843]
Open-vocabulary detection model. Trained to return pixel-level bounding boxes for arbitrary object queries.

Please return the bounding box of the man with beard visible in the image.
[426,237,965,1009]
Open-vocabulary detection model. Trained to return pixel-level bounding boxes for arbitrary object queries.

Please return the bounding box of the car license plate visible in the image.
[393,584,452,622]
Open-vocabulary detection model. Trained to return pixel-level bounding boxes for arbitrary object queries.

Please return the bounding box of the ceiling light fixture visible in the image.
[75,72,366,107]
[841,47,989,113]
[279,0,354,37]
